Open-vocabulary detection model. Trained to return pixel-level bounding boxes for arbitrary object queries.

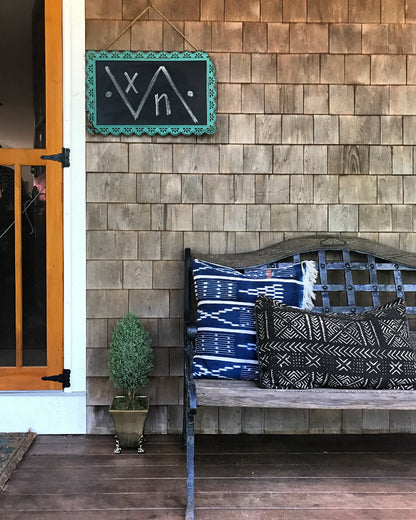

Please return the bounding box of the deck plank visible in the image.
[3,491,416,511]
[5,476,416,495]
[3,434,416,519]
[1,512,414,520]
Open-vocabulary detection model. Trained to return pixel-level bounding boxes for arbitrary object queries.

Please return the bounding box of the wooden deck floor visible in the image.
[2,433,416,519]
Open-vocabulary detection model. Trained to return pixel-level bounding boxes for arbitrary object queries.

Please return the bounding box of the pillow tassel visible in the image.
[301,260,318,310]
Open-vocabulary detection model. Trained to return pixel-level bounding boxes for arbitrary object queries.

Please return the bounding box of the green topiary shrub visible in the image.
[109,313,153,408]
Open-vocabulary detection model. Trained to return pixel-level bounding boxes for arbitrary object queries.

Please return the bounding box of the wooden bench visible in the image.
[182,235,416,520]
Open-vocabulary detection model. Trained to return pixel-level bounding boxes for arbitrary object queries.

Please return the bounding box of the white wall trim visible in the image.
[0,392,86,434]
[62,0,86,395]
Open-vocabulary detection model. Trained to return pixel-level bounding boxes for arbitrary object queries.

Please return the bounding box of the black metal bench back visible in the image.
[185,236,416,327]
[258,249,416,317]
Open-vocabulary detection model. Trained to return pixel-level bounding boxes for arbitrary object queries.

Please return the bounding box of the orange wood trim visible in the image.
[44,0,64,379]
[0,149,47,165]
[45,0,63,152]
[0,367,56,391]
[46,161,64,380]
[14,164,23,368]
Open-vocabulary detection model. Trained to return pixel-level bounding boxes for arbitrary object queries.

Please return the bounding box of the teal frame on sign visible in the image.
[86,50,217,136]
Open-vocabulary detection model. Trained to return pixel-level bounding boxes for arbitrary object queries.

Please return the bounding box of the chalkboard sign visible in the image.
[86,50,217,136]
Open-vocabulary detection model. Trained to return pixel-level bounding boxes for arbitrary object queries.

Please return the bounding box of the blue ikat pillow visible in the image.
[192,259,317,380]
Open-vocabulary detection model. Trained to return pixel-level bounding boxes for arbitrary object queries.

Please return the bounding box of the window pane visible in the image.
[22,165,46,366]
[0,165,16,366]
[0,165,47,367]
[0,0,45,149]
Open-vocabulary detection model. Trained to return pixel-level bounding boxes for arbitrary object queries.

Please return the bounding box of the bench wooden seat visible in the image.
[182,235,416,520]
[194,379,416,410]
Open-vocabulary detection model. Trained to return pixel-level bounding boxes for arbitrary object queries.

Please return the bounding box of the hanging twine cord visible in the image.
[104,1,198,51]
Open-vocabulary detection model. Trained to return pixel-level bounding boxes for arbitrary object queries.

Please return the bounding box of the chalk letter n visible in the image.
[155,93,171,117]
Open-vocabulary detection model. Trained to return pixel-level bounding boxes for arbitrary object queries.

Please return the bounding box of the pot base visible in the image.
[114,434,144,454]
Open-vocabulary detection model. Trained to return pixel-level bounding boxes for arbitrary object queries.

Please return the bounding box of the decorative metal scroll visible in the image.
[85,50,217,136]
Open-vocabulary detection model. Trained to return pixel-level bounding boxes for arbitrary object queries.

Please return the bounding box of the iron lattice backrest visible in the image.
[262,249,416,318]
[186,236,416,331]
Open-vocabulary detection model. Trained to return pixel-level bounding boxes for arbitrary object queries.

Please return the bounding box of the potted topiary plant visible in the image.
[108,312,153,454]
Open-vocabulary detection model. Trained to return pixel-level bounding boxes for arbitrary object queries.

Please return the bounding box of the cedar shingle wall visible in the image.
[86,0,416,434]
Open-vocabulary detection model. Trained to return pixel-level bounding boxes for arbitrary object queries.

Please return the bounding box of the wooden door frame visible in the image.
[0,0,87,433]
[0,0,63,390]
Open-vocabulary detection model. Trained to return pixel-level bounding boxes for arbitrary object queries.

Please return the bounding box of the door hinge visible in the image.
[41,147,70,168]
[42,369,71,389]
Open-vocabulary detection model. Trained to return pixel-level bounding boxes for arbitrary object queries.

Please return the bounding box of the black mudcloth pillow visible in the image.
[255,295,416,390]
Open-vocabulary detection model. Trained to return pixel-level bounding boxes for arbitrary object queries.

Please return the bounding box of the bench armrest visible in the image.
[187,379,197,414]
[184,322,197,414]
[185,323,197,340]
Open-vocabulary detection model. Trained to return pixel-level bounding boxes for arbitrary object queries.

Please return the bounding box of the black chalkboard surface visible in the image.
[86,51,217,136]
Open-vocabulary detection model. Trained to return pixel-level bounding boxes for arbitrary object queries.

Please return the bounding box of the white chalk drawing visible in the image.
[124,72,139,94]
[105,65,198,123]
[155,93,171,117]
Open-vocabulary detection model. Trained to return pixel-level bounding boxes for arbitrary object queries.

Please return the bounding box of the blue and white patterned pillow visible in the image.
[192,259,317,380]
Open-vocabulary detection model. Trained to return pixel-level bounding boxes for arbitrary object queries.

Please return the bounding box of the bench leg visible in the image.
[182,386,187,450]
[185,410,195,520]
